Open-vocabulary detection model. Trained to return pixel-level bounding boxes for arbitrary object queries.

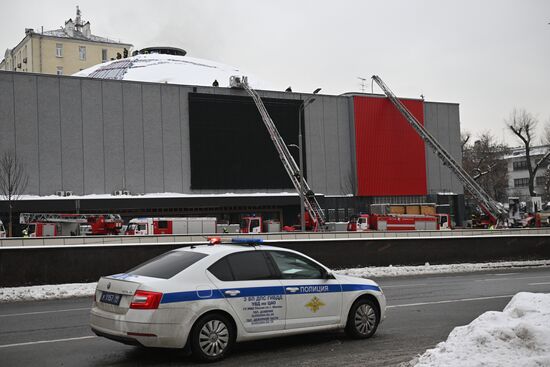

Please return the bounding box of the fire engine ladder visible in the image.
[229,76,326,227]
[20,213,122,224]
[371,75,506,224]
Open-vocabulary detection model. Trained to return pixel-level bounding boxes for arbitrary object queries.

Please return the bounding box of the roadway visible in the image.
[1,267,550,366]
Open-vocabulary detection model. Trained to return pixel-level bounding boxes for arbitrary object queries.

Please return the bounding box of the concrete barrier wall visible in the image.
[1,234,549,287]
[3,228,550,247]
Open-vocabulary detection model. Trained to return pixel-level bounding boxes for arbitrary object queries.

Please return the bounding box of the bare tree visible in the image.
[0,150,28,237]
[461,131,471,155]
[506,109,550,198]
[462,132,509,202]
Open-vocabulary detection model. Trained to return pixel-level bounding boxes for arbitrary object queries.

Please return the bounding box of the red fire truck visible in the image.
[20,213,124,237]
[125,217,217,235]
[347,213,450,231]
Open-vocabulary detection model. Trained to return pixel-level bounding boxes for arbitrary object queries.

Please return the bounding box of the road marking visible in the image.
[382,283,428,289]
[0,336,96,349]
[0,307,90,318]
[475,275,550,282]
[490,273,519,276]
[528,282,550,286]
[387,294,514,308]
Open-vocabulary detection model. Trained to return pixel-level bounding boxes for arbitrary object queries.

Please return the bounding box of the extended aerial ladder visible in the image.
[371,75,507,225]
[229,76,326,229]
[20,213,123,224]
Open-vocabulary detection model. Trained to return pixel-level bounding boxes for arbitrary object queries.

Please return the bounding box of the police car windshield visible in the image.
[127,251,207,279]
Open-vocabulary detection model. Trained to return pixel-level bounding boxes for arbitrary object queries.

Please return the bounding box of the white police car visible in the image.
[90,239,386,361]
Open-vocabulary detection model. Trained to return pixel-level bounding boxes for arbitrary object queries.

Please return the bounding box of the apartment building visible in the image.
[0,7,132,76]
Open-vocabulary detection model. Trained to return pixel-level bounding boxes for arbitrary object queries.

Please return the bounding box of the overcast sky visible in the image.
[1,0,549,146]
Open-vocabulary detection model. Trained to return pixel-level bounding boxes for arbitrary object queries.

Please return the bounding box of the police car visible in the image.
[90,238,386,361]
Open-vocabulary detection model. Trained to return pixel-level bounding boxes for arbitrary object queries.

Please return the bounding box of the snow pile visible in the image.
[337,260,550,278]
[410,292,550,367]
[0,283,96,303]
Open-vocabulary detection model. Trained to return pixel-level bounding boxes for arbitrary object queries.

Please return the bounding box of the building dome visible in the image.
[73,52,271,89]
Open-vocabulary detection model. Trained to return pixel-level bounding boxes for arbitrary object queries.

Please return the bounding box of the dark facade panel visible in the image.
[59,78,84,194]
[353,96,427,196]
[188,93,302,190]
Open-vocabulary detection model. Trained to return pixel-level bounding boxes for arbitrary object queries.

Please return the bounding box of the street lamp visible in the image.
[297,88,321,231]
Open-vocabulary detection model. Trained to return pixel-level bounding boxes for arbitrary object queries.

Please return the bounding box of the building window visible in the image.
[102,49,108,63]
[79,46,86,60]
[56,66,63,75]
[514,178,529,188]
[56,43,63,57]
[536,176,546,187]
[513,160,529,171]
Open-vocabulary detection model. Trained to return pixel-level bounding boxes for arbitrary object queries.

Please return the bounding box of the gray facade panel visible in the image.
[0,73,15,153]
[37,77,62,195]
[59,78,84,194]
[81,79,105,194]
[179,85,192,192]
[142,84,164,192]
[320,96,341,193]
[14,75,40,194]
[306,99,327,194]
[102,81,125,193]
[424,102,464,195]
[122,82,145,194]
[161,85,183,192]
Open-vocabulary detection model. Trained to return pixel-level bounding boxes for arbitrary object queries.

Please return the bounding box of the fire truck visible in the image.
[347,213,450,231]
[20,213,124,237]
[240,216,281,233]
[125,217,217,235]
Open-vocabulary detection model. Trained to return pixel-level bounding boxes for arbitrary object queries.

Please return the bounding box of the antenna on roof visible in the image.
[75,5,83,31]
[357,77,367,93]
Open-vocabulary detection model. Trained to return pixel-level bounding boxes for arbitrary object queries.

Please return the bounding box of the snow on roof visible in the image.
[40,29,127,45]
[411,292,550,367]
[503,145,550,160]
[16,192,298,201]
[73,53,272,89]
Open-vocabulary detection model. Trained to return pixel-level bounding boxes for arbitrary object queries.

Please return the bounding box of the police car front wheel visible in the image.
[190,313,235,362]
[345,298,380,339]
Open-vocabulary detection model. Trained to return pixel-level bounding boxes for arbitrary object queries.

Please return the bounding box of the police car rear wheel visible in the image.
[191,313,235,362]
[345,298,379,339]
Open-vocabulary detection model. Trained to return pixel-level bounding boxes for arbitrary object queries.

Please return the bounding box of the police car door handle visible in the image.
[224,290,240,297]
[286,287,299,293]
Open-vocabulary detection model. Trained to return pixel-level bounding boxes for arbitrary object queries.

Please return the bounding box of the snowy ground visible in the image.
[336,259,550,278]
[1,260,549,303]
[406,292,550,367]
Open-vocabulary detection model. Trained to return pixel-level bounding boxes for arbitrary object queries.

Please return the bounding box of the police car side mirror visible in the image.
[323,269,334,279]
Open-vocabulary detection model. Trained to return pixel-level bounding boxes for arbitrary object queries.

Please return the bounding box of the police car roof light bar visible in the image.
[231,237,263,245]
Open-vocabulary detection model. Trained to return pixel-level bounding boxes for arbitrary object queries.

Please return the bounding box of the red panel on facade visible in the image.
[354,96,427,196]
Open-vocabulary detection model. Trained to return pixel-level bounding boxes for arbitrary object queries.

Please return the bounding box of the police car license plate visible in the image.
[100,291,122,305]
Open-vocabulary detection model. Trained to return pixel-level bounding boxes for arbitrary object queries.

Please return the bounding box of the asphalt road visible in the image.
[1,267,550,366]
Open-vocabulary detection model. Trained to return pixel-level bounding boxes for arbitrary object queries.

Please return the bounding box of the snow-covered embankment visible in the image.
[409,292,550,367]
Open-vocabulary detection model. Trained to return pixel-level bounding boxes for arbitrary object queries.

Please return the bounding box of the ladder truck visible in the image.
[229,76,326,230]
[371,75,507,226]
[20,213,124,237]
